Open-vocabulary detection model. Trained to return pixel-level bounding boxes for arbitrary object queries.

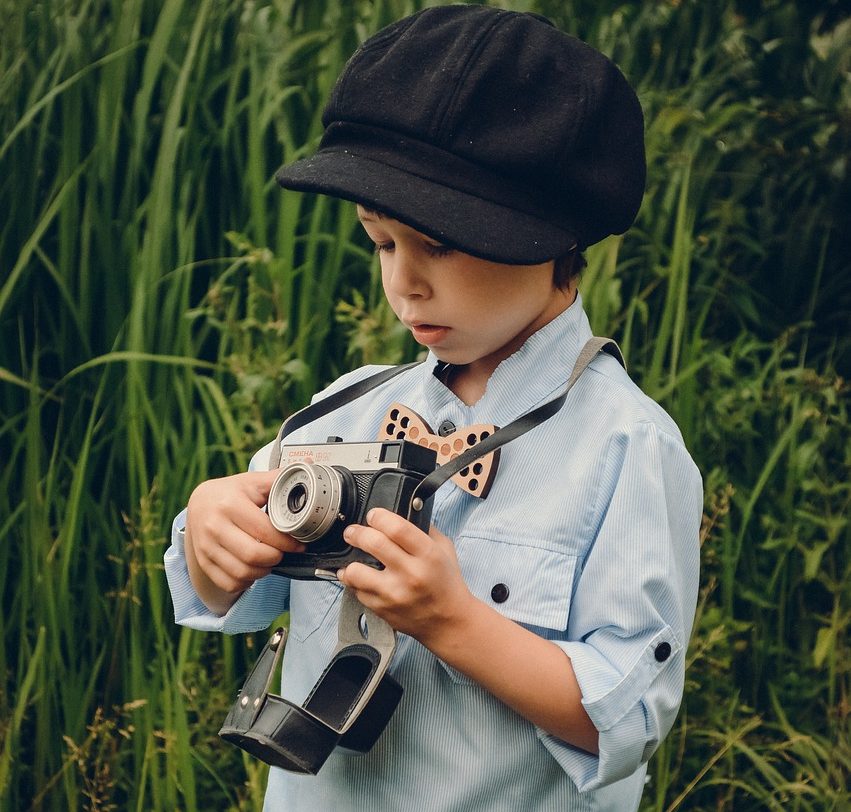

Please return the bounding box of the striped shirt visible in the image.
[165,293,702,811]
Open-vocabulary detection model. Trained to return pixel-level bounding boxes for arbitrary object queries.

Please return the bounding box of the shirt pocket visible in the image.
[438,536,579,686]
[288,579,344,643]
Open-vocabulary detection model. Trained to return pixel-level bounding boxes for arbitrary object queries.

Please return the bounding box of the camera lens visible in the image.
[287,484,308,514]
[268,463,350,542]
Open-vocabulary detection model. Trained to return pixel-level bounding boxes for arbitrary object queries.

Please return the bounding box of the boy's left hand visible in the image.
[337,508,472,645]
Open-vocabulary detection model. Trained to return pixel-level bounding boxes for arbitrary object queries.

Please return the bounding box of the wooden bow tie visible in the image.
[376,403,500,498]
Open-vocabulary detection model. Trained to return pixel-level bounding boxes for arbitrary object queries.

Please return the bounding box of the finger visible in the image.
[238,471,308,552]
[337,562,384,595]
[198,541,273,594]
[245,513,306,553]
[216,526,289,569]
[427,524,459,559]
[187,491,305,553]
[343,522,409,569]
[209,482,304,552]
[365,507,431,555]
[240,469,288,506]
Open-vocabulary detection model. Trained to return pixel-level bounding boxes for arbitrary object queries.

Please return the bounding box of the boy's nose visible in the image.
[384,251,430,299]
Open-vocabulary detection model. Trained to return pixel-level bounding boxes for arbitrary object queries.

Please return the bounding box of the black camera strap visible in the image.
[269,337,623,480]
[406,337,624,519]
[269,362,422,469]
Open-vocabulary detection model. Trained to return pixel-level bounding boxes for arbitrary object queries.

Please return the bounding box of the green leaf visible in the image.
[812,625,834,669]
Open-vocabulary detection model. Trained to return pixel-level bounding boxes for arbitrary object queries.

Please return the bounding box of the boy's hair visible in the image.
[276,5,646,267]
[554,251,587,289]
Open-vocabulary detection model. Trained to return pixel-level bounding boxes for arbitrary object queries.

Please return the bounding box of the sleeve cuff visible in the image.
[163,509,290,634]
[536,627,681,791]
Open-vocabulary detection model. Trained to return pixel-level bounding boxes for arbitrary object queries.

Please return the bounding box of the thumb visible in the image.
[241,468,284,506]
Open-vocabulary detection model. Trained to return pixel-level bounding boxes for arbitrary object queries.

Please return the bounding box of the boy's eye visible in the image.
[424,242,454,258]
[372,240,454,257]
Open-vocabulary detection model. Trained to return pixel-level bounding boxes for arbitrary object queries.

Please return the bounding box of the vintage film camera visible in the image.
[267,438,437,579]
[219,437,437,773]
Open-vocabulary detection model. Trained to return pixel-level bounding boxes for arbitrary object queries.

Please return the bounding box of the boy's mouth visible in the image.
[409,323,449,345]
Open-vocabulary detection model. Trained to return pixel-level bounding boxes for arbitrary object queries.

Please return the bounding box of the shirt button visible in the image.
[654,642,672,662]
[438,419,456,437]
[490,583,509,603]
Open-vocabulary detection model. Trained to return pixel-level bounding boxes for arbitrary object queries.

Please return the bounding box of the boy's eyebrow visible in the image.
[357,207,385,222]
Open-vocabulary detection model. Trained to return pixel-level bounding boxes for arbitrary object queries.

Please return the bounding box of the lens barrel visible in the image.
[268,463,350,542]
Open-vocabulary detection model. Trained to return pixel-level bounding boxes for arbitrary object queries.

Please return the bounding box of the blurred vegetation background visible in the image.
[1,0,849,809]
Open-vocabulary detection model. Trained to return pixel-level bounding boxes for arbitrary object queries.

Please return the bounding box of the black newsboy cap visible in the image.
[275,4,646,263]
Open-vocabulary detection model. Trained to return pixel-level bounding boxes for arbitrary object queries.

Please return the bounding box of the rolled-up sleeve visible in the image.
[164,510,291,635]
[161,377,378,636]
[539,420,702,790]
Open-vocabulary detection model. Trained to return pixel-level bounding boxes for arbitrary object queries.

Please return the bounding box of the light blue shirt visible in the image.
[165,294,702,811]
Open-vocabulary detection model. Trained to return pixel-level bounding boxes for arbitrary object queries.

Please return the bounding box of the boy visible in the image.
[165,6,702,810]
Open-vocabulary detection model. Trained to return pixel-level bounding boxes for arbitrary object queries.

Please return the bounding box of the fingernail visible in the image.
[343,525,354,541]
[366,508,376,524]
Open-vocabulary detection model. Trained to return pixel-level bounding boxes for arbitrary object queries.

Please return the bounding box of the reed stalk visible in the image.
[1,1,848,808]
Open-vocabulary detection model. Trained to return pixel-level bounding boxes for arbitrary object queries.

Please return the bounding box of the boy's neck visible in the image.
[443,284,577,407]
[441,363,481,407]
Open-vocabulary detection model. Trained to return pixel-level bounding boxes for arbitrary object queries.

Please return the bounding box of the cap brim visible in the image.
[275,148,578,265]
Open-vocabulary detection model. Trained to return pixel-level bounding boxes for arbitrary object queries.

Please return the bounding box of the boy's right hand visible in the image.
[184,469,306,615]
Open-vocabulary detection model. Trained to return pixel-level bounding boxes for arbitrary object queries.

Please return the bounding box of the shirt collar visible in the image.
[419,292,594,425]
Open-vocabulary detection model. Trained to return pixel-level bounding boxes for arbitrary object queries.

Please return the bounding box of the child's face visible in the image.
[357,206,574,377]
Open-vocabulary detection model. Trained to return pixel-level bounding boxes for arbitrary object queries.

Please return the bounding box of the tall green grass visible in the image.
[1,1,848,809]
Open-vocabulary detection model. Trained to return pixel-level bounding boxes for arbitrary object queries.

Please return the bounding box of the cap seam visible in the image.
[432,10,509,144]
[564,46,618,158]
[331,12,425,124]
[572,63,599,150]
[555,44,592,180]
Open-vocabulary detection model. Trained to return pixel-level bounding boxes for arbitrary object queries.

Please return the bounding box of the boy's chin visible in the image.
[431,350,469,367]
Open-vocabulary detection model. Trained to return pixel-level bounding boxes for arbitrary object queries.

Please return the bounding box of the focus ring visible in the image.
[268,463,343,542]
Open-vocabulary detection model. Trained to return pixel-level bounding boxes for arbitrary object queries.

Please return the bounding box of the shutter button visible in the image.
[654,642,672,662]
[438,419,456,437]
[490,583,509,603]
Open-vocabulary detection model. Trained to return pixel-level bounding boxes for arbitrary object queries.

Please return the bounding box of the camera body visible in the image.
[268,438,437,580]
